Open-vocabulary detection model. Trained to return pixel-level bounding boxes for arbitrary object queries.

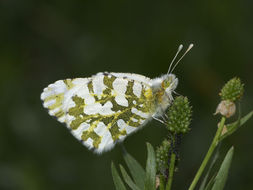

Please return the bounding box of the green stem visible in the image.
[159,175,165,190]
[188,116,226,190]
[166,153,176,190]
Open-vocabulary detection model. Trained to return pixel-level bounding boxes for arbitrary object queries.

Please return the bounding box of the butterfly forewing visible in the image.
[41,73,156,153]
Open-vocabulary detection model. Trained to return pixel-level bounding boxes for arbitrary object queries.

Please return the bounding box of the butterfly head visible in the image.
[154,43,193,104]
[151,73,178,116]
[162,74,178,95]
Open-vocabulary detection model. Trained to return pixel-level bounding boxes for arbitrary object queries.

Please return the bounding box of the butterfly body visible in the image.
[41,44,195,154]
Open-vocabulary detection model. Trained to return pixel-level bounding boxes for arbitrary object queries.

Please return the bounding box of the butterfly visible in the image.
[40,44,193,154]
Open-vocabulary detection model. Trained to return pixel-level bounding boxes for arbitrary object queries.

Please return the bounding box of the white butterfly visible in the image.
[41,44,193,154]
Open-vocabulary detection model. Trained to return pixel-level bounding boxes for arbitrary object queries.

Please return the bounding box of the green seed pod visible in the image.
[166,96,192,134]
[156,139,170,175]
[220,77,244,102]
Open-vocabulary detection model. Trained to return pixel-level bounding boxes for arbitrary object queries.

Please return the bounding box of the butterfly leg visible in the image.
[152,116,167,125]
[173,90,182,96]
[163,113,169,119]
[161,114,169,122]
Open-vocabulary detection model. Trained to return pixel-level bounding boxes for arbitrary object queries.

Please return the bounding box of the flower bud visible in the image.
[156,139,170,175]
[220,77,244,102]
[166,96,192,134]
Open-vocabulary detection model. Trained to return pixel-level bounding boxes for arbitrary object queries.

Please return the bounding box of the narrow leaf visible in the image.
[123,148,146,189]
[145,143,156,190]
[120,165,141,190]
[111,162,127,190]
[204,174,216,190]
[220,110,253,141]
[199,148,220,190]
[211,147,234,190]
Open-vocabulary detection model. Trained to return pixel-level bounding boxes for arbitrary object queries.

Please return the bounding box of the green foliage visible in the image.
[145,143,156,190]
[188,77,252,190]
[111,162,127,190]
[199,149,219,190]
[120,165,141,190]
[166,96,192,134]
[123,148,146,189]
[210,147,234,190]
[201,147,234,190]
[198,147,234,190]
[111,143,156,190]
[220,77,244,102]
[204,175,216,190]
[219,110,253,141]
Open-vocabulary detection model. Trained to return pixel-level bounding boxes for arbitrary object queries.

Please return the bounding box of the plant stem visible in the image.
[166,153,176,190]
[188,116,226,190]
[159,175,165,190]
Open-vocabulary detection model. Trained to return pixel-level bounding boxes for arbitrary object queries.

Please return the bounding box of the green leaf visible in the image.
[120,165,141,190]
[145,143,156,190]
[123,149,146,189]
[204,174,216,190]
[111,162,127,190]
[220,110,253,141]
[211,147,234,190]
[199,148,220,190]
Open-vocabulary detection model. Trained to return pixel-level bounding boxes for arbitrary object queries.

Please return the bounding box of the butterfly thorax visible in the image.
[151,74,178,117]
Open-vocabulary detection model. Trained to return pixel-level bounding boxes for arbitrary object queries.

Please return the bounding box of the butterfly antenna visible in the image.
[170,43,194,73]
[167,44,183,74]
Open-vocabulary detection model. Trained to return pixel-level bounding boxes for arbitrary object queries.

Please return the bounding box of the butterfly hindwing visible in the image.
[41,73,155,153]
[41,78,91,123]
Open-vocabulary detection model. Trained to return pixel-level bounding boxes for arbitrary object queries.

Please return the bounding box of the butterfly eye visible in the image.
[164,80,171,88]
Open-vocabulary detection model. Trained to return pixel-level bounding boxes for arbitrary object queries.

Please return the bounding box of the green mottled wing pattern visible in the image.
[41,73,155,153]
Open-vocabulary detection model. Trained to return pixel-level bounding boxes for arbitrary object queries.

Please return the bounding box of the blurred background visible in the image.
[0,0,253,189]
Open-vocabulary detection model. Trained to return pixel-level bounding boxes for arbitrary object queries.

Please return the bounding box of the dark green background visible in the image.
[1,0,252,190]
